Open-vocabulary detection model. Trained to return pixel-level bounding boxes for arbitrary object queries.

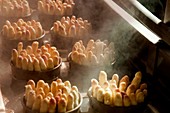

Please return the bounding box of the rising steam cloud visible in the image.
[75,0,150,79]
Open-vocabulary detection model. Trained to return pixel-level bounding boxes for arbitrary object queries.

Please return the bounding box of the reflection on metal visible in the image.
[164,0,170,23]
[147,104,160,113]
[104,0,161,44]
[0,88,5,112]
[129,0,162,24]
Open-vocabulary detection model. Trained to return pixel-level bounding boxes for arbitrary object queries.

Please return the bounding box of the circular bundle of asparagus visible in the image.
[52,15,91,38]
[1,19,44,40]
[38,0,75,16]
[71,39,115,66]
[24,79,80,112]
[0,0,31,17]
[90,71,147,107]
[11,41,61,71]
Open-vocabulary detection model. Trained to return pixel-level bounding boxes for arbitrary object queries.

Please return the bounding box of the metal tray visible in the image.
[67,52,115,75]
[10,57,62,83]
[87,87,148,113]
[0,30,46,61]
[0,9,34,30]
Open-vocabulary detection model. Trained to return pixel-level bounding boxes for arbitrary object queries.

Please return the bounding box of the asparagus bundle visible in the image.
[52,15,91,38]
[0,0,31,17]
[25,79,80,112]
[11,41,61,71]
[71,39,115,66]
[90,71,147,107]
[1,19,44,40]
[38,0,75,16]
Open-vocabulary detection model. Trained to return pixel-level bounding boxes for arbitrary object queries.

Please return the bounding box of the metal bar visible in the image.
[104,0,161,44]
[129,0,162,24]
[0,88,5,112]
[164,0,170,23]
[147,104,160,113]
[119,0,170,46]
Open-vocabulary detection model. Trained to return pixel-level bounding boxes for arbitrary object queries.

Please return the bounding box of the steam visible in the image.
[0,0,150,93]
[74,0,149,79]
